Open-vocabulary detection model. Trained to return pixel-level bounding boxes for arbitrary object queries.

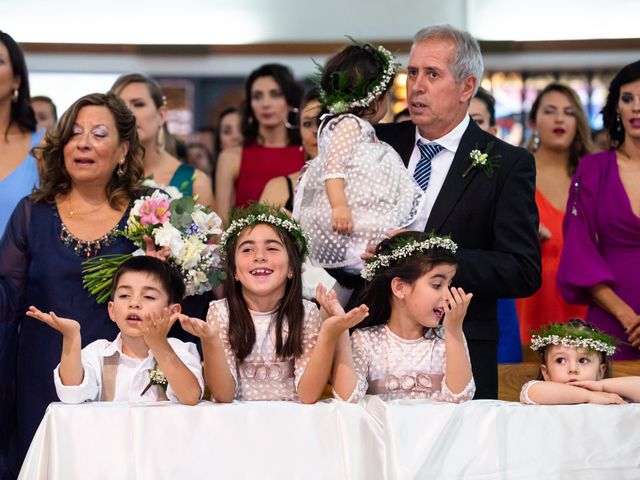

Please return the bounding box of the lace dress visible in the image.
[340,325,476,402]
[207,299,322,401]
[298,114,424,271]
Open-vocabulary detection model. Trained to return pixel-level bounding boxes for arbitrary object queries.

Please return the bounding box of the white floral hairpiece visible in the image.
[530,322,617,357]
[220,212,309,258]
[320,44,399,114]
[530,334,617,357]
[360,236,458,281]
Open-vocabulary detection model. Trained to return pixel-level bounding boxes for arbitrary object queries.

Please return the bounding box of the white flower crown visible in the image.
[220,213,309,257]
[360,236,458,281]
[530,334,617,357]
[320,45,399,114]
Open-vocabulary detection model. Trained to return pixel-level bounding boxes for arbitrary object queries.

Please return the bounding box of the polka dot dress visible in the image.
[207,299,321,401]
[343,325,476,402]
[299,114,425,270]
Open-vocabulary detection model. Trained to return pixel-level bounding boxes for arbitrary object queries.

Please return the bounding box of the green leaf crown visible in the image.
[530,322,617,357]
[317,39,399,114]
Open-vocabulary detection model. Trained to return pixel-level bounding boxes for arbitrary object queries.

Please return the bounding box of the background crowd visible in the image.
[1,24,639,479]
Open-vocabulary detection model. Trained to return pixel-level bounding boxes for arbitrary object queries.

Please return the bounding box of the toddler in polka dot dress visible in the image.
[298,41,425,277]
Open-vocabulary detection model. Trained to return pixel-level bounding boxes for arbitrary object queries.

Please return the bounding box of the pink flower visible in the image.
[139,198,170,225]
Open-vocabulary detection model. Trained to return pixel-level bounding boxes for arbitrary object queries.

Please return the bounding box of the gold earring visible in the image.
[11,88,19,103]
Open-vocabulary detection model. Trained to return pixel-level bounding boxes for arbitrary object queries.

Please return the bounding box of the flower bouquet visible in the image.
[82,189,225,303]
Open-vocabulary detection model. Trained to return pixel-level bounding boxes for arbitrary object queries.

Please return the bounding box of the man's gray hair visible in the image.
[413,24,484,94]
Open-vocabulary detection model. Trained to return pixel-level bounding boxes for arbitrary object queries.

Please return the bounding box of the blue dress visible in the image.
[0,196,137,476]
[0,129,44,237]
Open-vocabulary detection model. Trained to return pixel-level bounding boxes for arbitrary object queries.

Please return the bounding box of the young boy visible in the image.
[27,256,203,405]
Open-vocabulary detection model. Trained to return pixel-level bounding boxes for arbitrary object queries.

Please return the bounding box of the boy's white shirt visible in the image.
[53,333,204,404]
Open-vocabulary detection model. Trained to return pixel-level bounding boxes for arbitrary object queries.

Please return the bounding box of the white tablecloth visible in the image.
[18,399,640,480]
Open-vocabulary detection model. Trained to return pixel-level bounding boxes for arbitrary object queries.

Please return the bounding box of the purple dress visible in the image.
[557,150,640,359]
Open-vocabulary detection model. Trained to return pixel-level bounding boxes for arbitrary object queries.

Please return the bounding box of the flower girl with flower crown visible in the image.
[298,42,425,282]
[520,319,640,404]
[319,231,476,402]
[179,204,369,403]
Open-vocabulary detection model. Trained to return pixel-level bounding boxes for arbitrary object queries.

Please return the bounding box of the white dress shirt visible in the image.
[53,334,204,404]
[407,115,470,231]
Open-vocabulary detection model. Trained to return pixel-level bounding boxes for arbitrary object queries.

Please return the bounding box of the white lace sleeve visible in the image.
[348,329,370,403]
[320,115,362,181]
[294,301,322,390]
[207,300,238,389]
[438,334,476,403]
[520,380,540,404]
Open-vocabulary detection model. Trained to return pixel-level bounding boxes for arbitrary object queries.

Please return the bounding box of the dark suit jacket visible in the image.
[375,118,541,342]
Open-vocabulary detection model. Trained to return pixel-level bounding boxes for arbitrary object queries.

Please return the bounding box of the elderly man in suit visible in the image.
[376,25,541,399]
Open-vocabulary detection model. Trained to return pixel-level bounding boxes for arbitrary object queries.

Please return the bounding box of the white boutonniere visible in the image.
[462,142,501,178]
[141,364,168,395]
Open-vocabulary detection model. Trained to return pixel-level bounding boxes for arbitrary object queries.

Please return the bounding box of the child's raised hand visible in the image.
[178,313,219,340]
[331,206,353,235]
[442,287,473,332]
[587,390,627,404]
[321,304,369,340]
[26,306,80,337]
[142,308,175,348]
[316,284,345,317]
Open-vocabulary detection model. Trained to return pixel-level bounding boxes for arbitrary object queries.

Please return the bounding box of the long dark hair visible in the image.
[241,63,302,147]
[31,92,144,209]
[602,60,640,148]
[357,231,458,334]
[0,31,36,136]
[529,83,593,176]
[224,223,305,362]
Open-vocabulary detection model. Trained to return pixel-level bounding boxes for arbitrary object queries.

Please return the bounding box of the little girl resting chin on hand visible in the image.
[521,319,640,405]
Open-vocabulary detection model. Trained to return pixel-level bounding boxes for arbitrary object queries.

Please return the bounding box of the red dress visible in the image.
[235,144,304,208]
[516,189,588,343]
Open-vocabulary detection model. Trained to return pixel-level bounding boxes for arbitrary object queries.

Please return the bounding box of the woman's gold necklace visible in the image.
[64,200,109,218]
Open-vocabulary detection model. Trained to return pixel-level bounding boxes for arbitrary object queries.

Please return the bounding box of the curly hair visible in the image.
[31,92,144,209]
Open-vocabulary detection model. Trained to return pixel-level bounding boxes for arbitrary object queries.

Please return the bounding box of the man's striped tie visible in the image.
[413,140,444,191]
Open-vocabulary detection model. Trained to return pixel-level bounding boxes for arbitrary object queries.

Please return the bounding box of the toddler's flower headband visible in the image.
[530,323,617,357]
[318,40,399,114]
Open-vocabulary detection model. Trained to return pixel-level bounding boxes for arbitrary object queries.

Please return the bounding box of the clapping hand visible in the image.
[321,304,369,340]
[442,287,473,332]
[142,308,176,348]
[178,313,220,341]
[316,284,345,317]
[27,306,80,337]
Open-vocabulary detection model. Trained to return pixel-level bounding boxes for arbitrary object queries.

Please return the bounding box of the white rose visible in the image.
[192,209,222,235]
[180,236,205,269]
[154,223,185,258]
